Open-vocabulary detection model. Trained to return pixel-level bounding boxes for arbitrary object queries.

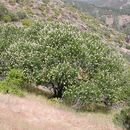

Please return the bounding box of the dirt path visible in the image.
[0,94,122,130]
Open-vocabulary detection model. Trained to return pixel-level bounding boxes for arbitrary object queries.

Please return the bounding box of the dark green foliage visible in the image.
[9,12,19,21]
[0,3,8,19]
[126,44,130,50]
[42,0,49,4]
[0,24,25,53]
[22,19,33,26]
[0,2,27,23]
[9,0,16,6]
[17,10,27,19]
[114,107,130,130]
[121,23,130,35]
[0,69,25,96]
[1,15,11,23]
[0,21,129,107]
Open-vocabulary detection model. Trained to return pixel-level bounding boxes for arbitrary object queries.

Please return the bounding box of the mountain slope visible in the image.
[0,0,130,54]
[0,1,129,129]
[62,0,130,35]
[88,0,130,9]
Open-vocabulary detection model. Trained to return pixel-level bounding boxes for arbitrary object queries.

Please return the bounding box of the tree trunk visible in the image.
[52,82,64,98]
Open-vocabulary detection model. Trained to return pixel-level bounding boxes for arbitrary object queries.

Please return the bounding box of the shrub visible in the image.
[9,12,19,21]
[114,107,130,130]
[42,0,49,4]
[0,69,25,96]
[7,69,25,86]
[0,21,129,107]
[126,45,130,50]
[38,5,45,11]
[0,3,19,22]
[22,19,33,26]
[0,3,8,19]
[47,17,52,21]
[0,24,25,53]
[1,15,11,23]
[9,0,16,6]
[25,8,34,15]
[17,10,27,19]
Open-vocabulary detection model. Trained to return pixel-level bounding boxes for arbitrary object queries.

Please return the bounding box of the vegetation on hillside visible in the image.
[0,0,127,51]
[0,2,27,22]
[62,0,130,35]
[0,1,129,129]
[114,107,130,130]
[0,22,129,110]
[87,0,130,10]
[0,69,25,96]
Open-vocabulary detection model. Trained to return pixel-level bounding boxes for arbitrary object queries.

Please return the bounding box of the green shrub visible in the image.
[7,69,25,85]
[126,45,130,50]
[17,10,27,19]
[0,69,25,96]
[9,0,16,6]
[25,8,34,15]
[22,19,33,26]
[16,0,21,3]
[0,21,129,107]
[9,12,19,21]
[42,0,49,4]
[0,3,8,19]
[114,107,130,130]
[0,3,19,22]
[1,15,11,23]
[47,17,52,21]
[38,5,45,11]
[0,24,25,53]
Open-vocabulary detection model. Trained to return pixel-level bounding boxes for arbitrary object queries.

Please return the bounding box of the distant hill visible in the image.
[76,0,130,10]
[62,0,130,35]
[87,0,130,14]
[88,0,130,10]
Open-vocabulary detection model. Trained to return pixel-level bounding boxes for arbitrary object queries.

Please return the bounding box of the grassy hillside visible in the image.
[0,93,123,130]
[0,1,129,84]
[0,0,130,53]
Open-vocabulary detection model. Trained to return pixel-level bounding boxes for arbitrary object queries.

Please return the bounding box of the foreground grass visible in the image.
[0,93,122,130]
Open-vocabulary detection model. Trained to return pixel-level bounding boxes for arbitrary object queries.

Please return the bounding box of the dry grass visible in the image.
[0,93,122,130]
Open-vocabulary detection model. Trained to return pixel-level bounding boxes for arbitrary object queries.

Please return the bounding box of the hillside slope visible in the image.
[62,0,130,35]
[88,0,130,9]
[0,0,130,54]
[0,94,122,130]
[0,1,129,129]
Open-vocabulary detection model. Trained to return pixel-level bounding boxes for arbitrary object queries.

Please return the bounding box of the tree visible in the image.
[0,21,129,106]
